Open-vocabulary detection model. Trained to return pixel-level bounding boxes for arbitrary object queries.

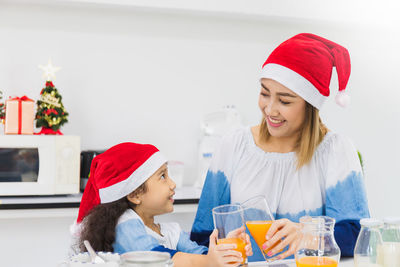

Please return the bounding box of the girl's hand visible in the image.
[226,226,253,257]
[208,229,243,267]
[262,218,301,260]
[243,232,253,257]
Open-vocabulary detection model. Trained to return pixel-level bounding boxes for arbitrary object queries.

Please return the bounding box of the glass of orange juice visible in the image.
[212,204,247,266]
[241,195,282,262]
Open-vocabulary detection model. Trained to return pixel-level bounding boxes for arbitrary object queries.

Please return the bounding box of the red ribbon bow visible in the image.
[9,96,34,102]
[46,81,54,87]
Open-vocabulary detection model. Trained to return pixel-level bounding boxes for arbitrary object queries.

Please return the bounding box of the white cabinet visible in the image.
[0,204,198,267]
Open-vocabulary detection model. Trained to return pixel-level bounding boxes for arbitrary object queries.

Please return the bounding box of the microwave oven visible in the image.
[0,135,80,196]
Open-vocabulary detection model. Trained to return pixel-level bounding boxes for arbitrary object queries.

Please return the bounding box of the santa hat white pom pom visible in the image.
[70,221,82,237]
[335,91,350,107]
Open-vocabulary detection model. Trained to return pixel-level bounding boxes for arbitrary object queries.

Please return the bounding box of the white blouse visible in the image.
[191,126,369,261]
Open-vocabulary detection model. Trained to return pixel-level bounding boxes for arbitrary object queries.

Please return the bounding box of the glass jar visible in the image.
[121,251,173,267]
[379,217,400,267]
[354,218,383,267]
[381,217,400,242]
[295,216,340,267]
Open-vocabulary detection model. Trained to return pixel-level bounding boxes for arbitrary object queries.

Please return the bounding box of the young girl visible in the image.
[75,142,252,267]
[191,33,370,261]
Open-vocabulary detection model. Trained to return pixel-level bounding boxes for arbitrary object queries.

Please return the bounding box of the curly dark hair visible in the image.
[79,183,147,252]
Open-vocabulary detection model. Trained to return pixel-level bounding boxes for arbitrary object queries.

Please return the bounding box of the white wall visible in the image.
[0,2,399,219]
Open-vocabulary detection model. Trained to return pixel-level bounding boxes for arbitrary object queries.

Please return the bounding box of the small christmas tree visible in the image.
[35,59,68,135]
[35,81,69,134]
[0,90,5,124]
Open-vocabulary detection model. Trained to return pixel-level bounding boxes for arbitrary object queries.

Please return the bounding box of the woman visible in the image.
[190,33,369,262]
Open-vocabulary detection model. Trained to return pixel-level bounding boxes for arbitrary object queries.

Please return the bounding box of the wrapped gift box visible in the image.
[4,96,35,135]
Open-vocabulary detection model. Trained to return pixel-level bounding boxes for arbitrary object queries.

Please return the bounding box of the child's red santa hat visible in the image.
[71,142,167,235]
[260,33,351,109]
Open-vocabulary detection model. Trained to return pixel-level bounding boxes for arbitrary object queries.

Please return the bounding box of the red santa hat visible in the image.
[260,33,351,109]
[75,142,167,225]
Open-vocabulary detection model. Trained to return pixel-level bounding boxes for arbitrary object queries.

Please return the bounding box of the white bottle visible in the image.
[380,217,400,267]
[195,105,242,188]
[195,135,218,188]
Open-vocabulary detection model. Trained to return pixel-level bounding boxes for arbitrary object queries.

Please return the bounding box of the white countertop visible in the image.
[0,186,201,209]
[0,187,201,218]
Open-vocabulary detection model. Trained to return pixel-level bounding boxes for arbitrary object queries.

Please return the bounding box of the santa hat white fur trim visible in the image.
[261,63,328,110]
[99,151,167,203]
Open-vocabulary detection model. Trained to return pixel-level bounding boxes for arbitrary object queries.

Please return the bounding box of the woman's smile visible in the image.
[266,116,286,127]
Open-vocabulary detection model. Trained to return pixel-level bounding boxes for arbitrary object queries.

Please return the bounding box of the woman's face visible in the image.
[258,78,307,138]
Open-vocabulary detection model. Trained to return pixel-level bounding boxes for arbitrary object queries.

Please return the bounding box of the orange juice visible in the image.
[296,256,338,267]
[246,220,282,255]
[217,237,246,264]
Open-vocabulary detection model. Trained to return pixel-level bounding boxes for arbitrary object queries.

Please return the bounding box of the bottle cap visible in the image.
[383,217,400,225]
[360,218,383,227]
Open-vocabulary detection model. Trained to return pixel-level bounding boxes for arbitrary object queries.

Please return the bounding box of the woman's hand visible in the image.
[207,229,243,267]
[262,218,301,260]
[226,226,253,257]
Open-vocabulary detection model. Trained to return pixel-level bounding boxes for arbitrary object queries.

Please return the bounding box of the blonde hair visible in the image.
[259,102,328,169]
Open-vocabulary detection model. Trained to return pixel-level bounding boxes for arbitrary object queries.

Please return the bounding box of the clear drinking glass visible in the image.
[296,216,340,267]
[241,195,282,262]
[212,204,247,266]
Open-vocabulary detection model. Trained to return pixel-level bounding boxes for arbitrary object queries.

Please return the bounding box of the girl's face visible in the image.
[135,164,176,216]
[258,78,307,138]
